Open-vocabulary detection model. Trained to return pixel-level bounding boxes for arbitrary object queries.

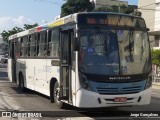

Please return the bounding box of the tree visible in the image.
[61,0,95,17]
[0,23,38,43]
[151,49,160,67]
[1,27,23,43]
[24,23,38,30]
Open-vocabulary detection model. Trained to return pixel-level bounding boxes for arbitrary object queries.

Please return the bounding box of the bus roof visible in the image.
[8,12,143,40]
[8,13,78,40]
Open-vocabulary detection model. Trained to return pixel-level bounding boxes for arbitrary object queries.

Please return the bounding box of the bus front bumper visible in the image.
[75,87,152,108]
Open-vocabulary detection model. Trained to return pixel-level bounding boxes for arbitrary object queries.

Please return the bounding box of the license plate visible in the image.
[114,97,127,102]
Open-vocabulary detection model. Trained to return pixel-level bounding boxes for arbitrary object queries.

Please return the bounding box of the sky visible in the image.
[0,0,138,34]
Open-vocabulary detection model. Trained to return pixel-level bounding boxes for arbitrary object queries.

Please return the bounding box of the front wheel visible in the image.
[53,81,65,109]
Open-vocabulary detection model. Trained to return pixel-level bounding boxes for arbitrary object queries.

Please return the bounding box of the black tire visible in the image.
[19,73,25,92]
[53,81,65,109]
[50,81,55,103]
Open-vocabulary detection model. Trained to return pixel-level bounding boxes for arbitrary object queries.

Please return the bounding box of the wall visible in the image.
[154,0,160,31]
[91,0,128,8]
[138,0,156,31]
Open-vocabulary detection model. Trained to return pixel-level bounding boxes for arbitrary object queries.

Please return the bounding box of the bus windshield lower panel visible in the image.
[78,27,151,76]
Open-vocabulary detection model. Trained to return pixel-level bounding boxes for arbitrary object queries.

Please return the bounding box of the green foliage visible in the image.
[61,1,141,17]
[1,27,23,42]
[24,23,38,30]
[0,23,38,43]
[93,5,141,16]
[61,0,95,17]
[151,49,160,66]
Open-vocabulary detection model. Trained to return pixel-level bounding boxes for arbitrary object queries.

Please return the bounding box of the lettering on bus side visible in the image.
[38,66,52,73]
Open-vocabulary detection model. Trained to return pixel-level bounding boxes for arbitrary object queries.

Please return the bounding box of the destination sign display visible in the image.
[78,14,146,28]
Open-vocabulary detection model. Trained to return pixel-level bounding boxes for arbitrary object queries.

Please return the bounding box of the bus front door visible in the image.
[59,30,72,103]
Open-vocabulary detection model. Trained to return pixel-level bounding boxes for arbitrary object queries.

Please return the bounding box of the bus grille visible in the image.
[96,86,142,94]
[89,80,146,95]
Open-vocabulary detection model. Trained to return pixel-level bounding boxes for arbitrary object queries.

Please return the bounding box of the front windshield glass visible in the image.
[78,27,151,75]
[117,30,151,75]
[79,28,119,75]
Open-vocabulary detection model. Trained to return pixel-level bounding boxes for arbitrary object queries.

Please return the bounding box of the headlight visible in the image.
[145,76,152,89]
[79,73,91,91]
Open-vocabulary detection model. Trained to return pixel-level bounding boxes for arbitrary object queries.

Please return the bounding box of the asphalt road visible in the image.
[0,62,160,120]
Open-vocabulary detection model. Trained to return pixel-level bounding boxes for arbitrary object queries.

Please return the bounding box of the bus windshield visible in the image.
[78,27,151,76]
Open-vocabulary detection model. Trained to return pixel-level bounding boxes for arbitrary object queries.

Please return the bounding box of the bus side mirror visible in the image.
[74,37,80,51]
[147,28,150,31]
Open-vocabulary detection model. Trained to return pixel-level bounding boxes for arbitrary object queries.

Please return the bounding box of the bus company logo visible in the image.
[2,112,11,117]
[109,77,131,80]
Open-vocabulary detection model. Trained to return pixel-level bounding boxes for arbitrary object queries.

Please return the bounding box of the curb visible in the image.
[153,83,160,86]
[152,84,160,90]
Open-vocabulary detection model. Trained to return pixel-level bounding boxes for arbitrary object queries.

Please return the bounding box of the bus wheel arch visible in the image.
[50,78,65,109]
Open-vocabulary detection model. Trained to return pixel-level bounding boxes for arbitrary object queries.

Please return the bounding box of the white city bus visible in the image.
[8,12,152,108]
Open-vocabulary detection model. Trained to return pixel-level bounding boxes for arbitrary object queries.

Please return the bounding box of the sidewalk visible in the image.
[0,88,32,120]
[152,83,160,90]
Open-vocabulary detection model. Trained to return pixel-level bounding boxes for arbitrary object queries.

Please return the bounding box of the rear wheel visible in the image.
[19,73,25,92]
[53,81,65,109]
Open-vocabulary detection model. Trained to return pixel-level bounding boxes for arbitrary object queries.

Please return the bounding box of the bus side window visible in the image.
[21,36,28,57]
[24,36,28,57]
[30,34,36,57]
[16,39,21,59]
[20,38,23,57]
[28,36,31,57]
[49,29,59,58]
[36,33,40,57]
[38,31,47,57]
[47,30,52,56]
[21,38,23,57]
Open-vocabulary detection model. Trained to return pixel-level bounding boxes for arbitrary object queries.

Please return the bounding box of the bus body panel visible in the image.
[25,59,35,90]
[33,59,49,95]
[16,59,62,96]
[8,59,12,82]
[71,69,76,106]
[46,59,60,82]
